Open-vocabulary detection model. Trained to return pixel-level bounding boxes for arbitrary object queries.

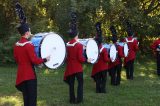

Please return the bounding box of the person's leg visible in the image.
[94,73,101,93]
[27,79,37,106]
[67,75,76,103]
[157,53,160,75]
[130,60,134,80]
[116,64,122,85]
[18,82,28,106]
[125,61,130,79]
[76,72,83,103]
[110,67,116,85]
[101,70,107,93]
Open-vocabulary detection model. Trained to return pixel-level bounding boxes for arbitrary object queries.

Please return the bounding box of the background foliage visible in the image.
[0,0,160,63]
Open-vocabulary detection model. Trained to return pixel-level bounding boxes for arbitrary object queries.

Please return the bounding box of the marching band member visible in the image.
[123,22,139,80]
[14,23,50,106]
[13,3,50,106]
[109,26,124,85]
[64,12,91,104]
[91,22,110,93]
[151,33,160,76]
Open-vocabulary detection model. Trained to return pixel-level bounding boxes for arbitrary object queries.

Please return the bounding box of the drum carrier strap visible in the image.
[100,47,104,53]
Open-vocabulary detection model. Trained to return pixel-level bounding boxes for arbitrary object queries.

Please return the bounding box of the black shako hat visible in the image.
[95,22,102,46]
[15,2,30,36]
[126,21,133,36]
[68,12,79,38]
[110,25,117,43]
[17,23,30,35]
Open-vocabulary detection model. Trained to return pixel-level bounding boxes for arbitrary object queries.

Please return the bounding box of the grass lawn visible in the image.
[0,55,160,106]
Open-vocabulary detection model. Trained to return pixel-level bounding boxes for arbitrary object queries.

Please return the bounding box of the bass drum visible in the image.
[78,39,99,64]
[31,32,66,69]
[117,42,129,57]
[103,43,117,62]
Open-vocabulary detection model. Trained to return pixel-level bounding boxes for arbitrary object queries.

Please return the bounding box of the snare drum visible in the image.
[78,39,99,64]
[103,43,117,62]
[117,42,129,57]
[31,32,66,69]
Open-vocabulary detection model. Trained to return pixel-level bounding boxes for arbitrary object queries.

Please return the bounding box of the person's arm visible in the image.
[26,44,47,65]
[133,40,139,52]
[151,40,157,51]
[102,48,110,62]
[77,44,86,63]
[118,46,124,58]
[13,46,18,63]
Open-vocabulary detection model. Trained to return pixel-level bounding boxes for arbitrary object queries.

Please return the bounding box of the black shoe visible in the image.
[70,99,76,104]
[111,82,117,86]
[96,91,100,93]
[101,90,106,93]
[76,99,83,104]
[111,82,114,85]
[157,73,160,76]
[116,82,120,85]
[96,88,101,93]
[130,77,134,80]
[127,77,130,79]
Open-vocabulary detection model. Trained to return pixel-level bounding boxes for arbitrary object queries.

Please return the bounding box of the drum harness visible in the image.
[100,46,104,53]
[125,37,135,53]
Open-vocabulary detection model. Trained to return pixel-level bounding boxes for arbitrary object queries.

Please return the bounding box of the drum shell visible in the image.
[103,43,117,62]
[78,39,99,64]
[31,33,46,57]
[31,32,66,69]
[117,42,129,57]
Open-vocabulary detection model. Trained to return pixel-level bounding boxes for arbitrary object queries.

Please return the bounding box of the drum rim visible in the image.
[110,44,117,62]
[39,32,67,70]
[86,39,99,64]
[123,43,129,57]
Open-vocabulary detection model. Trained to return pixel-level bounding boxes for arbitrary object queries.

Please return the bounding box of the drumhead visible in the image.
[110,44,117,62]
[86,39,99,64]
[123,43,129,57]
[40,32,66,69]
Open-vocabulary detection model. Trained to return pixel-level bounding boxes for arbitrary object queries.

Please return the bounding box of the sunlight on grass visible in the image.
[53,71,59,75]
[140,72,146,77]
[43,68,50,74]
[121,71,127,80]
[0,96,22,106]
[139,67,146,70]
[83,65,87,70]
[37,100,47,106]
[148,74,156,79]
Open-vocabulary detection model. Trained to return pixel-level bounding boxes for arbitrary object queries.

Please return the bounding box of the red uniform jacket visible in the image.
[14,37,45,86]
[151,38,160,51]
[64,39,86,80]
[108,43,124,69]
[91,44,110,77]
[123,37,139,64]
